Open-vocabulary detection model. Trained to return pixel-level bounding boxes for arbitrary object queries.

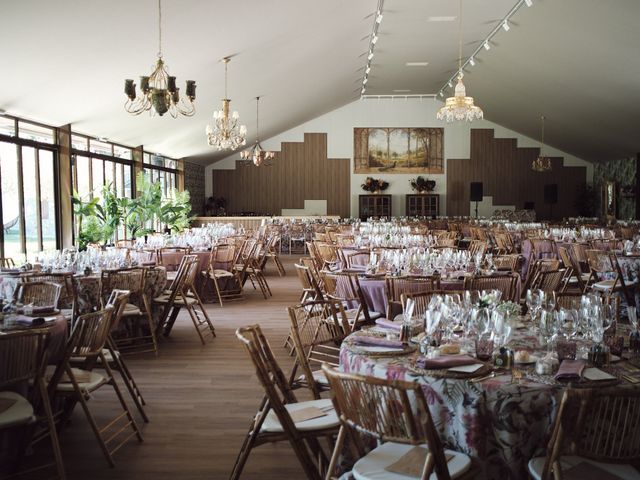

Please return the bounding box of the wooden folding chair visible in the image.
[201,244,242,306]
[262,234,286,277]
[101,267,158,356]
[16,281,62,308]
[530,269,569,293]
[529,387,640,480]
[385,276,439,319]
[330,271,383,331]
[401,290,466,319]
[154,257,216,344]
[344,250,371,270]
[22,272,74,311]
[464,273,519,302]
[231,325,339,480]
[0,257,16,268]
[491,254,522,272]
[287,301,346,399]
[584,250,636,307]
[322,365,472,480]
[0,330,65,479]
[49,307,143,467]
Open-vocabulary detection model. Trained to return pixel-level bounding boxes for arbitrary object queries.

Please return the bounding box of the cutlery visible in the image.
[470,372,497,383]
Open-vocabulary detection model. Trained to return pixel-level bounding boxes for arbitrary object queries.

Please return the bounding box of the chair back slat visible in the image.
[0,330,49,388]
[68,307,115,358]
[17,281,62,308]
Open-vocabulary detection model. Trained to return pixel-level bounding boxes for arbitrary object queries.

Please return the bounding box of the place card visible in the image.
[448,363,483,373]
[562,461,623,480]
[0,397,17,414]
[385,446,454,477]
[289,406,328,424]
[583,368,616,382]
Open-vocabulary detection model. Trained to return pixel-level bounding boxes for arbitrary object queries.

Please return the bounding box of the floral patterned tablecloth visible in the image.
[339,324,640,479]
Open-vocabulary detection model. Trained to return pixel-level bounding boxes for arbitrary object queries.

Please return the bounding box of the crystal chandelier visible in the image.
[124,0,196,118]
[205,57,247,150]
[436,0,483,123]
[531,115,552,172]
[240,97,275,166]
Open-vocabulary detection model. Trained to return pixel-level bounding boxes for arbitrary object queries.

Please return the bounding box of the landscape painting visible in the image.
[353,127,444,174]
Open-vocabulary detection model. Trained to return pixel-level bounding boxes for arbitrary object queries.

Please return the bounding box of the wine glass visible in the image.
[539,308,556,352]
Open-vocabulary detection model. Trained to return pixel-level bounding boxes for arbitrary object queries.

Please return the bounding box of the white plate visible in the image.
[358,346,406,353]
[583,367,617,381]
[581,353,621,363]
[448,363,483,373]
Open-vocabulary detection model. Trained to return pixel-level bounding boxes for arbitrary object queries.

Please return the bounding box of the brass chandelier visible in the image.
[205,57,247,151]
[124,0,196,117]
[240,96,275,166]
[531,115,552,172]
[436,0,483,123]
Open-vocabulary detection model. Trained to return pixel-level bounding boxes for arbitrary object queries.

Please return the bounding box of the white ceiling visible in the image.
[1,0,639,164]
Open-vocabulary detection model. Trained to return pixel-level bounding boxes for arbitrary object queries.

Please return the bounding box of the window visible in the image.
[0,124,59,261]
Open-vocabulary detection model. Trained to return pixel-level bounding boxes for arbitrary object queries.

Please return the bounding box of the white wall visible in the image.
[205,98,593,218]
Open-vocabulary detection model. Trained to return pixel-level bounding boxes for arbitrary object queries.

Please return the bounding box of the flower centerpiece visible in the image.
[409,176,436,193]
[361,177,389,194]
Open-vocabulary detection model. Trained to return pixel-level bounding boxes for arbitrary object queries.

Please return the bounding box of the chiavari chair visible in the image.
[529,387,640,480]
[201,243,241,306]
[154,257,216,344]
[464,273,520,302]
[287,301,346,399]
[101,267,158,355]
[385,276,439,319]
[231,325,339,480]
[49,307,143,467]
[322,365,472,480]
[0,330,64,479]
[584,250,636,307]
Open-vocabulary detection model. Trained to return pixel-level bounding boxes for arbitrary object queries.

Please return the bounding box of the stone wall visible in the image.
[183,161,205,216]
[593,157,636,219]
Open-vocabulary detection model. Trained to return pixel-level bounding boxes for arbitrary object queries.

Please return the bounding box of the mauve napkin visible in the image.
[351,336,404,349]
[416,354,478,370]
[555,359,586,381]
[12,315,46,327]
[375,318,402,331]
[17,305,55,314]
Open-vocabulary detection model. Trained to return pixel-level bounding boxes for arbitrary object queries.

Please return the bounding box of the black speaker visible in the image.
[544,184,558,205]
[470,182,483,202]
[524,201,535,210]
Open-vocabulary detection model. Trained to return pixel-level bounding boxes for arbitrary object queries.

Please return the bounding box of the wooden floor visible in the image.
[51,255,312,479]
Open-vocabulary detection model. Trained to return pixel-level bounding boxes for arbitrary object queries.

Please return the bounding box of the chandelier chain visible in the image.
[458,0,462,74]
[157,0,162,58]
[256,96,260,141]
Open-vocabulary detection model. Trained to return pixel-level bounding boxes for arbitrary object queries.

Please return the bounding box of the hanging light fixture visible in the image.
[240,96,275,166]
[436,0,483,123]
[124,0,196,117]
[205,57,247,151]
[531,115,552,172]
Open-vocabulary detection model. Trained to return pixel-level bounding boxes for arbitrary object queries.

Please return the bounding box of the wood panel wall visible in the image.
[212,133,350,217]
[447,129,587,220]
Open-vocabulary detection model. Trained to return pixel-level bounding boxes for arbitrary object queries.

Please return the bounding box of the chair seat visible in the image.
[153,294,197,305]
[166,271,178,282]
[297,369,329,386]
[260,398,339,433]
[352,441,472,480]
[71,348,118,364]
[122,303,141,316]
[0,391,34,429]
[345,309,384,323]
[204,269,234,278]
[49,367,107,393]
[528,455,640,480]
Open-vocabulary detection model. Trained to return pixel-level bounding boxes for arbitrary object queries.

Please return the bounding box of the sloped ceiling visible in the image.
[1,0,639,165]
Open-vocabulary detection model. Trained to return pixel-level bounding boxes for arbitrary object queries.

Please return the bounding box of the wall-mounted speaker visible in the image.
[470,182,483,202]
[544,184,558,205]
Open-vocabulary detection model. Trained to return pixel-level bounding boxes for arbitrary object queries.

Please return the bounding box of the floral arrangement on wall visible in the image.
[409,176,436,193]
[361,177,389,193]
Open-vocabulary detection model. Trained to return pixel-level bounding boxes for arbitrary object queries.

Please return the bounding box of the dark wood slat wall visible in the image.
[211,133,350,217]
[447,129,587,220]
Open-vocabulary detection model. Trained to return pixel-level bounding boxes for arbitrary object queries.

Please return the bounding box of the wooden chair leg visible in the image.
[38,378,66,480]
[108,341,149,422]
[103,360,144,444]
[229,397,270,480]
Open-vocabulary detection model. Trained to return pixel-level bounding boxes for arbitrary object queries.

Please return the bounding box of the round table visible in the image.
[0,313,68,364]
[339,323,639,479]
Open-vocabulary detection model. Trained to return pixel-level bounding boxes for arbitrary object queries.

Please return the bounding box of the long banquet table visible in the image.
[339,323,640,479]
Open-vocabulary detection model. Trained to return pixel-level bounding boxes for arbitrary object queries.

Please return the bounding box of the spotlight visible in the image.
[483,41,490,50]
[524,0,533,6]
[502,20,510,31]
[469,57,476,66]
[448,81,453,88]
[372,35,378,44]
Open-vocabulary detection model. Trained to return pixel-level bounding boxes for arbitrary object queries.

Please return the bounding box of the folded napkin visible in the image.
[375,318,402,331]
[351,336,404,349]
[416,354,479,370]
[12,315,46,327]
[555,359,586,381]
[17,305,55,315]
[0,268,20,274]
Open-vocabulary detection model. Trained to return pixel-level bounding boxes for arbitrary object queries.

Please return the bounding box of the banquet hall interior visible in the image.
[1,0,640,479]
